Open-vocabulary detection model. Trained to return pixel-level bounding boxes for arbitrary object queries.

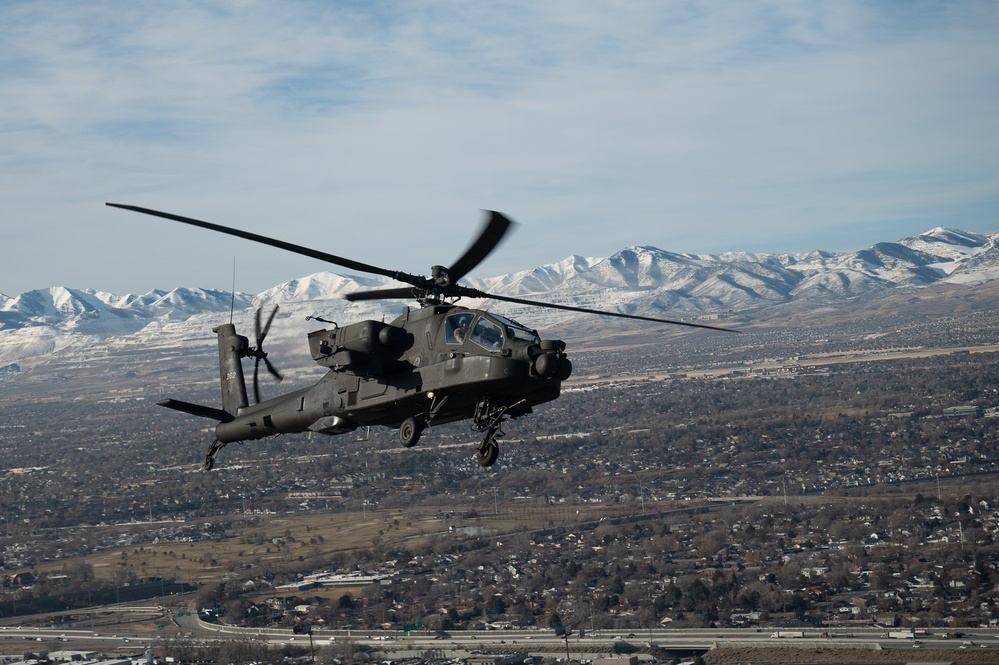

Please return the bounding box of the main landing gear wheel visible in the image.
[476,438,499,467]
[471,397,522,468]
[399,417,423,448]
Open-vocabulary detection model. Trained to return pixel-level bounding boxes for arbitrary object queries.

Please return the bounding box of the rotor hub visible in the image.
[431,265,451,288]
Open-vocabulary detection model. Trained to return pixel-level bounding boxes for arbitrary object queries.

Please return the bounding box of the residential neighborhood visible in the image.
[2,310,999,663]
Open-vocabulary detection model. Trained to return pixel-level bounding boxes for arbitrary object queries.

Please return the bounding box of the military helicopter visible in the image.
[106,203,736,469]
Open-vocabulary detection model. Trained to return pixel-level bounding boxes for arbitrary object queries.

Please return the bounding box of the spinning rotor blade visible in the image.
[253,358,262,404]
[107,203,517,300]
[456,287,739,333]
[262,356,282,381]
[255,304,279,345]
[252,355,284,403]
[446,211,515,284]
[344,287,421,302]
[106,203,417,284]
[251,306,283,403]
[106,203,736,331]
[345,211,513,300]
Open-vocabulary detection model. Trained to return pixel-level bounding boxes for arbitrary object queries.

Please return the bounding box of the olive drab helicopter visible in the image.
[106,203,736,469]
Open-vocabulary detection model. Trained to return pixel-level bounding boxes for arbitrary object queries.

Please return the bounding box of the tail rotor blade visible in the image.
[253,357,262,404]
[259,305,279,342]
[264,356,283,382]
[250,305,282,403]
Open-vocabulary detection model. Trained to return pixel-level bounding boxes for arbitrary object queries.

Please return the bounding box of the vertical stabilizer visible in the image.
[214,323,249,417]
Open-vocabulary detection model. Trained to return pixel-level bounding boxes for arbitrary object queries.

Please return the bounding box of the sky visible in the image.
[2,1,998,297]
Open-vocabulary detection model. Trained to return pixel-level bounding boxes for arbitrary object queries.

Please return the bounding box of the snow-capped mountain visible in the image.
[2,227,998,374]
[469,226,999,315]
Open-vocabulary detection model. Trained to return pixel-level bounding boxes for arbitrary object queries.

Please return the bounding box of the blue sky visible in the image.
[2,1,997,296]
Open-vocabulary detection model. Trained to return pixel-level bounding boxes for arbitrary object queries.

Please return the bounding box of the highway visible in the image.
[0,624,155,651]
[5,619,999,659]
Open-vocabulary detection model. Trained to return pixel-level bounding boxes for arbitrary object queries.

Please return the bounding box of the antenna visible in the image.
[229,257,236,324]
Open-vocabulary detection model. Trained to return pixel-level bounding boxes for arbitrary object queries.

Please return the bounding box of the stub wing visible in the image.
[158,398,229,422]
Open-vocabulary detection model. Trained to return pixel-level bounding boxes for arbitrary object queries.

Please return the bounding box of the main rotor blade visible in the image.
[447,211,515,284]
[344,287,422,302]
[106,203,417,284]
[459,287,739,333]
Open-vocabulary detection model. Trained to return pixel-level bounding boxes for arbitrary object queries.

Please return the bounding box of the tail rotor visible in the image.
[248,305,283,403]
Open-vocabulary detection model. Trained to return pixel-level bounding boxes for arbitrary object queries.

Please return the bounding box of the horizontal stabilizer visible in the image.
[158,398,229,422]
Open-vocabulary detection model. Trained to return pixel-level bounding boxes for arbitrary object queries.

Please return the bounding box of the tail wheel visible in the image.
[399,417,422,448]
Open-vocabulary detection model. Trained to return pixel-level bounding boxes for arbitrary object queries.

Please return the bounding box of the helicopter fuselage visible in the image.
[204,304,571,461]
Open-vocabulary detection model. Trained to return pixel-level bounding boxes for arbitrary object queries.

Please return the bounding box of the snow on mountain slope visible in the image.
[577,247,698,290]
[255,272,390,306]
[790,267,891,299]
[684,267,794,308]
[899,227,993,277]
[0,325,86,364]
[944,238,999,285]
[470,255,600,295]
[2,226,999,370]
[2,286,104,319]
[900,227,989,258]
[0,285,253,321]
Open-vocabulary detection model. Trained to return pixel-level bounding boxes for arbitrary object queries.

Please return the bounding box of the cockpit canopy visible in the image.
[443,311,540,352]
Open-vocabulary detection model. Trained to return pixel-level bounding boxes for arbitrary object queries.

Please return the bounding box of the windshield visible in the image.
[469,316,504,352]
[444,312,474,345]
[491,314,541,345]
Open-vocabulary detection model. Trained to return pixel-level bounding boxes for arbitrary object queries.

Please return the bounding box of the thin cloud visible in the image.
[1,1,997,295]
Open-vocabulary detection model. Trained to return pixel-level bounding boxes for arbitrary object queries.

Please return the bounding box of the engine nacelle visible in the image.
[309,320,412,372]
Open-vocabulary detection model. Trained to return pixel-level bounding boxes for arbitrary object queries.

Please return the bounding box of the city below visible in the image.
[2,307,999,664]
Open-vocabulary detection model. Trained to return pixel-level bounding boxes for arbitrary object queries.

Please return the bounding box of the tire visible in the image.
[476,441,499,467]
[399,417,422,448]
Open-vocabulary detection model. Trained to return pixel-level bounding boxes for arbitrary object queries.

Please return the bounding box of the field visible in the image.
[30,500,656,586]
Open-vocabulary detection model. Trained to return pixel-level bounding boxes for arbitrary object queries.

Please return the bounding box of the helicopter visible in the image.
[106,203,736,469]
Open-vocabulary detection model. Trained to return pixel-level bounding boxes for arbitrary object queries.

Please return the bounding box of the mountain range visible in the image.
[2,227,998,376]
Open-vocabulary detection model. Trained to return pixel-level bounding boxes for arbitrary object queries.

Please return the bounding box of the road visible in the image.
[0,624,154,652]
[5,619,999,659]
